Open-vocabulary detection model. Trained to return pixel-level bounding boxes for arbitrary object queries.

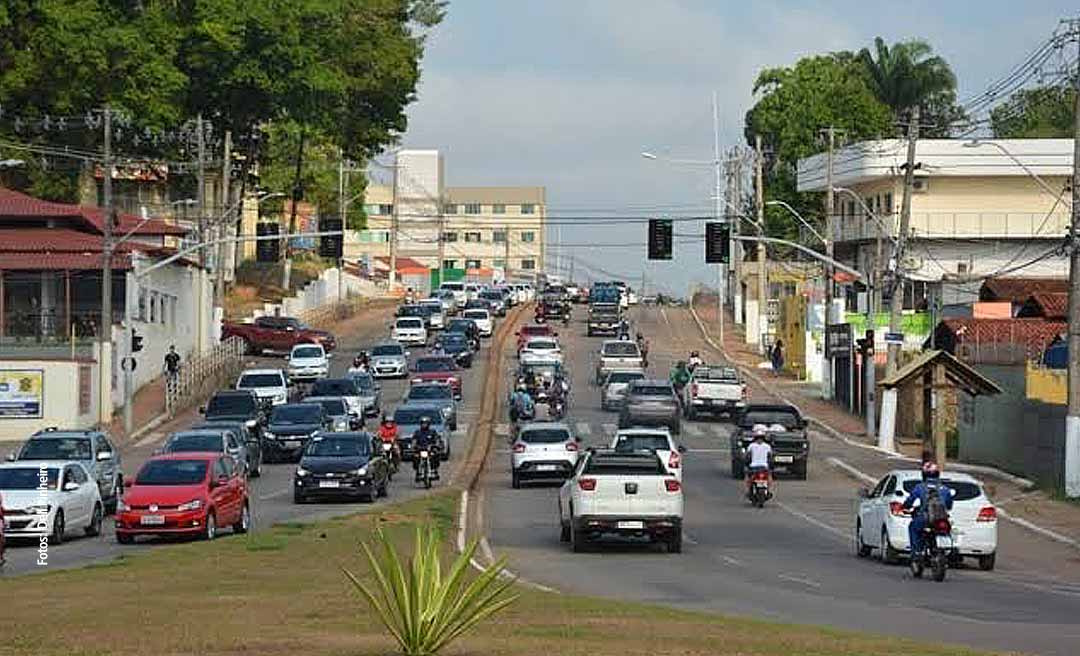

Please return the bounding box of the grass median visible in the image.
[5,492,997,656]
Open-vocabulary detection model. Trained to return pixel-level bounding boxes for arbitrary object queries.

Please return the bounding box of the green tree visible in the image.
[991,85,1077,138]
[856,37,961,133]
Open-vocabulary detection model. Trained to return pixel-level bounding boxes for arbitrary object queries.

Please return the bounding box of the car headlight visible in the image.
[264,431,276,439]
[274,393,287,403]
[177,499,203,511]
[335,419,348,430]
[26,504,51,514]
[296,467,310,477]
[354,467,367,477]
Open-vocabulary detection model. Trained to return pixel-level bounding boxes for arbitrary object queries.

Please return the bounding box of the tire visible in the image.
[731,460,744,480]
[511,471,521,489]
[881,527,900,565]
[793,462,808,480]
[932,553,947,582]
[51,510,65,545]
[571,517,586,553]
[978,553,996,571]
[671,421,681,436]
[106,478,122,514]
[250,454,262,478]
[241,337,255,355]
[667,528,683,554]
[85,503,103,537]
[855,521,872,558]
[910,554,924,578]
[559,506,570,542]
[203,512,217,541]
[116,532,134,545]
[233,503,251,534]
[377,474,389,498]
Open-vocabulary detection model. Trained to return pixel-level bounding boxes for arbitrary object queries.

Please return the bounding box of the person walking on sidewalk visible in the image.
[163,346,181,384]
[770,339,784,373]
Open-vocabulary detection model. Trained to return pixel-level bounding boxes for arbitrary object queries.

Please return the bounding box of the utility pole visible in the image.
[821,127,839,400]
[1065,17,1080,498]
[731,147,744,325]
[99,108,114,425]
[215,129,232,306]
[195,113,207,353]
[389,162,399,289]
[504,224,512,283]
[338,149,347,308]
[755,134,767,351]
[712,91,725,346]
[889,104,920,376]
[437,197,446,284]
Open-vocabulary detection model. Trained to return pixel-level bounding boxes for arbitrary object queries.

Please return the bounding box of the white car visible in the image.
[520,336,563,364]
[510,421,581,488]
[610,428,685,480]
[464,283,482,301]
[287,344,329,383]
[392,317,428,345]
[462,308,493,337]
[600,369,647,411]
[420,299,446,329]
[236,368,290,406]
[0,460,104,543]
[855,469,998,570]
[439,281,467,305]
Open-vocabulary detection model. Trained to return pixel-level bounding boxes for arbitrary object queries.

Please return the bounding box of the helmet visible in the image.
[381,414,392,425]
[691,351,699,357]
[922,462,941,480]
[420,416,432,428]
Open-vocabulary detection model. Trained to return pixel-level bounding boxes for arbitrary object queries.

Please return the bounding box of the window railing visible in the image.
[833,211,1069,242]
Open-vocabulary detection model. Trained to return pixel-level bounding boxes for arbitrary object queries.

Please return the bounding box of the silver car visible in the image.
[600,369,647,411]
[303,396,354,431]
[510,421,580,488]
[346,370,382,417]
[618,379,682,436]
[370,341,410,379]
[160,429,254,476]
[11,428,123,513]
[405,383,458,430]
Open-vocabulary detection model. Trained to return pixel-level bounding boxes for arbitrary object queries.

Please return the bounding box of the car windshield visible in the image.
[271,405,322,424]
[523,364,560,378]
[481,292,501,300]
[409,385,452,400]
[206,394,256,415]
[442,283,464,291]
[416,359,454,372]
[901,479,983,502]
[584,455,664,475]
[311,399,347,415]
[447,321,474,332]
[371,345,403,357]
[463,311,487,320]
[397,318,423,329]
[292,346,323,359]
[607,372,645,385]
[311,380,357,396]
[739,410,801,429]
[305,437,368,457]
[520,429,570,444]
[165,433,223,453]
[238,373,284,388]
[19,437,92,460]
[135,459,208,486]
[0,467,59,490]
[439,335,467,347]
[615,434,671,452]
[603,343,639,357]
[394,408,440,425]
[695,367,738,381]
[527,340,557,350]
[523,326,549,336]
[632,385,673,397]
[347,373,375,391]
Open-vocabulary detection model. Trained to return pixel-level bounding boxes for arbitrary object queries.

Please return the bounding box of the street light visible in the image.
[765,200,826,245]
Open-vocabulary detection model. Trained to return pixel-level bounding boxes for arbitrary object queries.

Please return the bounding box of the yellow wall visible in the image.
[0,360,99,441]
[778,295,808,378]
[912,176,1069,214]
[1026,362,1066,405]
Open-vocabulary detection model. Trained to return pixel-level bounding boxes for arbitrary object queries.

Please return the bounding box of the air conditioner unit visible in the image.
[912,179,929,193]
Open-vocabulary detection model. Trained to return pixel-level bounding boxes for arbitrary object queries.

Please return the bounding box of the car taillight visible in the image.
[565,442,579,451]
[664,479,681,492]
[690,383,698,397]
[889,501,911,517]
[977,506,997,522]
[412,378,423,384]
[668,451,681,469]
[578,478,597,491]
[513,443,526,453]
[752,470,768,481]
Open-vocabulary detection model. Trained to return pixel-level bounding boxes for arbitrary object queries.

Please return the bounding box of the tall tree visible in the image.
[991,85,1077,138]
[857,37,961,134]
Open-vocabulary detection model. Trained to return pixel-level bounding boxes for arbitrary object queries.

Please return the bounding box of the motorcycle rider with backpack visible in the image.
[902,463,954,560]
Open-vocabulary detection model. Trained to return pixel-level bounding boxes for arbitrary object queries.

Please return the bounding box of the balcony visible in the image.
[832,211,1069,243]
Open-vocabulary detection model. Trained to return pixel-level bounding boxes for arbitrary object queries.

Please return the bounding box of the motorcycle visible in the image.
[548,398,566,420]
[415,449,434,489]
[747,469,771,508]
[380,441,400,476]
[910,516,952,582]
[535,313,547,324]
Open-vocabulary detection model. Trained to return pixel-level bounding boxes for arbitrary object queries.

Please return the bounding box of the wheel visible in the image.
[241,337,255,355]
[667,528,683,554]
[978,553,996,571]
[910,554,924,578]
[512,471,521,489]
[451,420,458,431]
[793,462,808,480]
[85,503,103,537]
[250,454,262,478]
[51,510,65,545]
[203,512,217,541]
[116,532,134,545]
[570,516,586,553]
[731,460,744,480]
[932,553,947,582]
[378,474,389,498]
[559,507,570,542]
[881,527,900,565]
[854,521,872,558]
[106,478,122,514]
[233,503,251,534]
[671,422,681,436]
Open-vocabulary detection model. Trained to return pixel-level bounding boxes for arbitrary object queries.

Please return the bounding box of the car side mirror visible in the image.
[63,481,79,492]
[97,451,113,461]
[677,445,687,454]
[858,487,871,499]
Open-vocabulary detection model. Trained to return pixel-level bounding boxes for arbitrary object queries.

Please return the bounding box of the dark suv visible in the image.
[200,390,268,437]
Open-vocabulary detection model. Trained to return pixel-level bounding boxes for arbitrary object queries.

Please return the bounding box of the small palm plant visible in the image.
[344,525,518,656]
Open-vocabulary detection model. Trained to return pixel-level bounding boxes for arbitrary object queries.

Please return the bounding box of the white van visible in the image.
[440,281,467,305]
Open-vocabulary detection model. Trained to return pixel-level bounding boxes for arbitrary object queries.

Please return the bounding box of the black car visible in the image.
[192,419,263,477]
[730,404,810,480]
[200,390,268,437]
[445,318,481,350]
[264,403,331,462]
[434,332,474,368]
[293,432,390,503]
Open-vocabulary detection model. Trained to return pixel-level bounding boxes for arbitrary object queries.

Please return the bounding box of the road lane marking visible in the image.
[688,448,728,453]
[455,422,470,436]
[778,573,821,588]
[683,532,699,545]
[720,555,743,566]
[776,501,847,540]
[575,422,592,436]
[826,457,876,484]
[258,487,293,501]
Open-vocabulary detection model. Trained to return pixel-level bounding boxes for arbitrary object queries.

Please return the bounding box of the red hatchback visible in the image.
[516,324,557,351]
[411,356,463,398]
[115,452,250,543]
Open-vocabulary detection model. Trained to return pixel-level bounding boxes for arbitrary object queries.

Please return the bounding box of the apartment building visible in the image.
[345,149,546,281]
[797,139,1073,311]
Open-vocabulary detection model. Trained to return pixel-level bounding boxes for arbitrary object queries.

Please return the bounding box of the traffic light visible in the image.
[131,328,144,353]
[256,222,281,262]
[647,219,673,260]
[319,218,344,259]
[705,222,730,264]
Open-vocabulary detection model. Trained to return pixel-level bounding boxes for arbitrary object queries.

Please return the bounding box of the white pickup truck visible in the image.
[683,365,746,420]
[558,449,684,553]
[594,340,644,384]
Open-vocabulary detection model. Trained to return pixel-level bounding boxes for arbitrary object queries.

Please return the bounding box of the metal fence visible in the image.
[165,336,246,417]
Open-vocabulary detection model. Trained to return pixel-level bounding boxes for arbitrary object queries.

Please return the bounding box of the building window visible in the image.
[520,231,535,243]
[846,201,855,219]
[464,232,482,243]
[443,231,458,242]
[364,204,381,215]
[521,258,536,270]
[443,259,457,270]
[466,259,482,269]
[492,230,507,243]
[359,230,390,243]
[444,204,458,214]
[379,204,393,215]
[521,203,535,214]
[493,258,506,269]
[464,203,481,215]
[493,204,506,214]
[883,192,894,215]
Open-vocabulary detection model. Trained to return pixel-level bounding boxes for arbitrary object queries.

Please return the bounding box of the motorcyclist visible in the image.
[688,351,703,371]
[352,351,370,371]
[670,361,691,394]
[636,332,649,366]
[509,383,535,423]
[411,416,441,480]
[548,372,567,416]
[617,318,631,341]
[902,463,954,557]
[376,414,401,467]
[745,427,773,496]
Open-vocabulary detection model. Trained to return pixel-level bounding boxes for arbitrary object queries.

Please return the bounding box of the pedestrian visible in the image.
[164,345,181,382]
[770,338,784,373]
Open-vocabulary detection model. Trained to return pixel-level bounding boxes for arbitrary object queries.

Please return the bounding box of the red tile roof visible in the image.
[0,187,187,236]
[1018,292,1068,320]
[980,277,1068,303]
[938,318,1065,361]
[0,227,191,270]
[0,252,132,271]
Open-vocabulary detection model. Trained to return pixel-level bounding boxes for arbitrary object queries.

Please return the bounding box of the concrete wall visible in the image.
[0,359,99,441]
[249,267,378,322]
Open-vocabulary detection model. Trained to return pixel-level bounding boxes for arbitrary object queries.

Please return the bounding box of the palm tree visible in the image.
[857,37,957,116]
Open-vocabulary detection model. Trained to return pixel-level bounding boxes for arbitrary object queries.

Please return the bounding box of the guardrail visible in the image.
[164,335,246,417]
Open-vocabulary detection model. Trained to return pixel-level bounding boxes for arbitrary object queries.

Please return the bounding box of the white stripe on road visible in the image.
[258,487,294,501]
[601,423,617,434]
[776,501,847,540]
[454,423,470,436]
[709,425,730,438]
[575,422,592,437]
[720,554,743,566]
[778,573,822,588]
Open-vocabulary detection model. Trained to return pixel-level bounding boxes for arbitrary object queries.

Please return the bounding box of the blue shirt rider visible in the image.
[509,384,535,422]
[902,463,954,555]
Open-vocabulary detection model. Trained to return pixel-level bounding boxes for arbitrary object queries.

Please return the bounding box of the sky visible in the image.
[396,0,1078,295]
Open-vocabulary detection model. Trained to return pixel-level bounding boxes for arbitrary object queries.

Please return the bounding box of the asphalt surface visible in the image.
[480,304,1080,656]
[0,303,495,577]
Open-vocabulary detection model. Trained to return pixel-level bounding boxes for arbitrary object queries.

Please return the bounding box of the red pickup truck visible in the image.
[410,355,463,398]
[221,316,337,355]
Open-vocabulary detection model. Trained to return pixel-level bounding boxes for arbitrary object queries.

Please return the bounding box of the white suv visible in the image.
[236,368,289,406]
[392,317,428,345]
[287,344,329,382]
[510,421,581,488]
[462,308,493,337]
[610,428,685,480]
[855,469,998,570]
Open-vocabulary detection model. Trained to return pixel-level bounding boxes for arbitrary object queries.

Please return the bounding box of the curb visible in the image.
[124,411,169,444]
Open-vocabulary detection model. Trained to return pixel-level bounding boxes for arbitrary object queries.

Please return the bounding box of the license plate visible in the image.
[775,455,794,463]
[319,480,340,489]
[536,465,557,472]
[140,515,165,525]
[617,520,644,530]
[284,440,301,448]
[935,535,953,549]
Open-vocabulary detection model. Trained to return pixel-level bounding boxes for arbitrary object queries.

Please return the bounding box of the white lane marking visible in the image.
[687,448,728,453]
[683,424,703,437]
[720,554,743,566]
[455,422,470,436]
[601,423,617,434]
[778,573,822,588]
[776,501,847,540]
[827,457,876,484]
[258,487,293,501]
[575,422,592,437]
[135,431,164,448]
[494,423,510,437]
[683,532,699,546]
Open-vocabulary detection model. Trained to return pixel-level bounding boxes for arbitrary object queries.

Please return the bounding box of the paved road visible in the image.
[480,304,1080,656]
[1,304,496,577]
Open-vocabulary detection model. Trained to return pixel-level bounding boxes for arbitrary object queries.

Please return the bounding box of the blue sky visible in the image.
[398,1,1078,294]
